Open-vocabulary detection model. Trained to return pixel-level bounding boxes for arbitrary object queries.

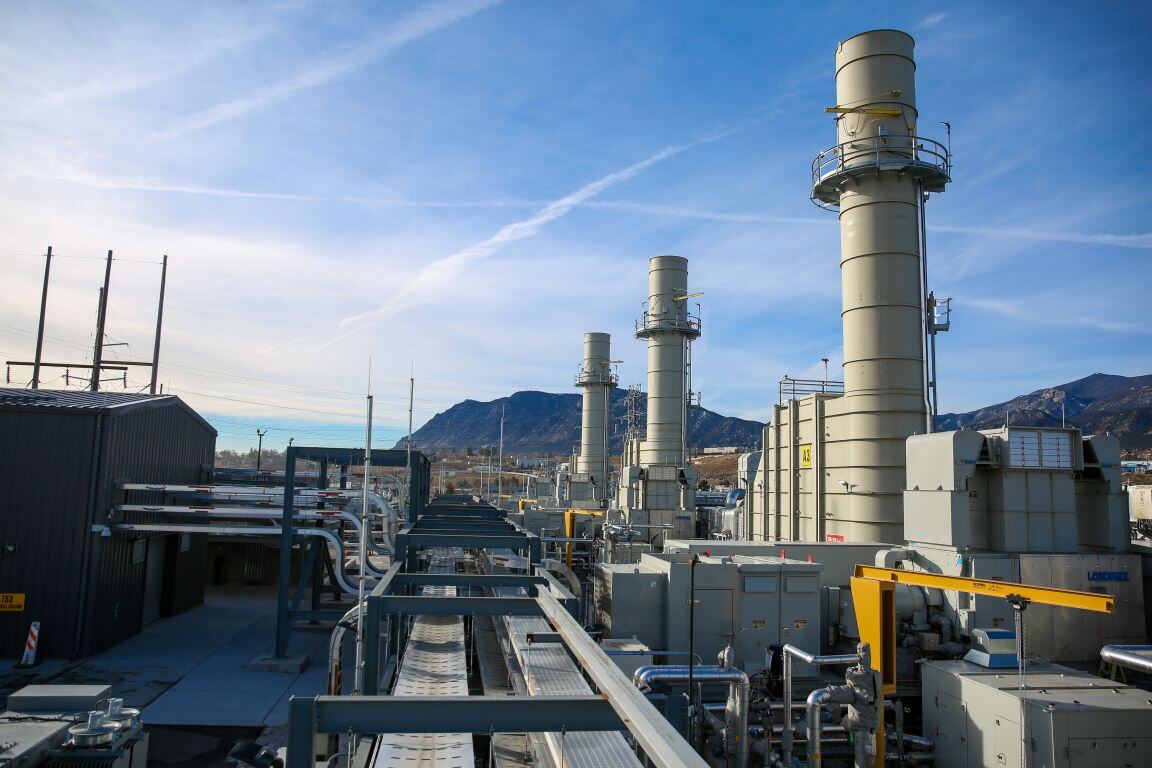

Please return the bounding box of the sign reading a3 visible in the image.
[800,444,813,468]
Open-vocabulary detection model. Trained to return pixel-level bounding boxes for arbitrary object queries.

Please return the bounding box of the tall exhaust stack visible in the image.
[812,29,951,540]
[571,332,616,506]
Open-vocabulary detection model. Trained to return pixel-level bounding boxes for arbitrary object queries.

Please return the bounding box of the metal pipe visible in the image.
[896,733,934,751]
[633,664,749,768]
[116,506,393,555]
[689,555,698,708]
[917,180,932,433]
[805,685,859,768]
[100,522,370,593]
[1100,645,1152,675]
[780,645,862,767]
[354,393,372,695]
[327,606,360,694]
[806,687,833,768]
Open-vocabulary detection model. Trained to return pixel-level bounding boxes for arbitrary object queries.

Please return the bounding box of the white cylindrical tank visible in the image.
[575,332,614,501]
[824,30,945,541]
[638,255,699,467]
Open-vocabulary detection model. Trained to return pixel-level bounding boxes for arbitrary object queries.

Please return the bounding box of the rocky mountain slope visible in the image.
[936,373,1152,449]
[396,389,764,455]
[400,373,1152,455]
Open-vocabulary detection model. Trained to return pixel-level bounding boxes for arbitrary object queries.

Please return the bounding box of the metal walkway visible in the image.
[497,593,643,768]
[372,551,475,768]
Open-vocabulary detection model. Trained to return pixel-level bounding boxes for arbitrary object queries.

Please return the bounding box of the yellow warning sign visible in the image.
[0,593,25,612]
[800,444,812,468]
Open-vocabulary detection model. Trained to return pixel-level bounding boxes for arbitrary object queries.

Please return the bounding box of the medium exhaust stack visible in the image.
[572,332,616,506]
[638,255,699,468]
[615,255,701,540]
[812,29,951,540]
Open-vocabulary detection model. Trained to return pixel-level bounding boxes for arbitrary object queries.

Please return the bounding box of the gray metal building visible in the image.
[0,389,216,659]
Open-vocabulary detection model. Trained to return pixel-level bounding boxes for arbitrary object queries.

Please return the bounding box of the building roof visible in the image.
[0,388,164,410]
[0,388,217,434]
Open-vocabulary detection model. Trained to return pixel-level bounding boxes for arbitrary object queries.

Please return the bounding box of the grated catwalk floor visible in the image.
[371,551,474,768]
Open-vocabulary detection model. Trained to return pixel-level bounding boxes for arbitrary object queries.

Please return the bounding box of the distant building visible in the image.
[516,458,556,469]
[701,446,742,455]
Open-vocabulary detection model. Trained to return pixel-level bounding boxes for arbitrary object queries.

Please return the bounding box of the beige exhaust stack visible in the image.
[573,332,616,505]
[812,29,951,540]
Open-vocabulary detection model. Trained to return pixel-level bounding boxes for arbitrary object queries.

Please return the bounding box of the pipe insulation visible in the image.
[1099,645,1152,675]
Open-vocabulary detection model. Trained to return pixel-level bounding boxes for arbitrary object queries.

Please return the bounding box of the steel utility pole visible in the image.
[405,369,414,513]
[256,428,268,471]
[497,403,505,507]
[90,251,113,391]
[354,388,373,694]
[31,246,52,389]
[149,254,168,394]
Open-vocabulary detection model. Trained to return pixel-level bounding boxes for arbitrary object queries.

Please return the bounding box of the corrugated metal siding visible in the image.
[0,410,96,658]
[80,401,215,657]
[0,394,215,660]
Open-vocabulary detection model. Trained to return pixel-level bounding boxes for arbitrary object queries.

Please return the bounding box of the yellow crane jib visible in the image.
[849,565,1115,766]
[854,565,1115,613]
[851,565,1115,695]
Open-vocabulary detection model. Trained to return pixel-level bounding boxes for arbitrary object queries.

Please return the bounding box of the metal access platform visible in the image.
[286,495,707,768]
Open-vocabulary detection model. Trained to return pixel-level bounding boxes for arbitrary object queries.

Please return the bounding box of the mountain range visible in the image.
[396,389,764,455]
[398,373,1152,455]
[935,373,1152,449]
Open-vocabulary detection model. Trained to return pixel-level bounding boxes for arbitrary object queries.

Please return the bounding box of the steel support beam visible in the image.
[410,521,517,532]
[322,695,621,732]
[403,532,535,549]
[392,573,547,588]
[407,527,521,538]
[287,695,625,768]
[379,595,541,616]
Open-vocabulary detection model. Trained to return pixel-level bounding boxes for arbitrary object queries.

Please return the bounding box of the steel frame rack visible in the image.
[286,496,708,768]
[275,446,431,658]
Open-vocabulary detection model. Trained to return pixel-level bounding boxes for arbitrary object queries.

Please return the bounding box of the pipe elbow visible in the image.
[875,547,915,569]
[806,687,833,709]
[632,665,660,689]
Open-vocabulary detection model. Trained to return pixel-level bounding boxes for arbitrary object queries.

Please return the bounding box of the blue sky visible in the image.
[1,1,1149,452]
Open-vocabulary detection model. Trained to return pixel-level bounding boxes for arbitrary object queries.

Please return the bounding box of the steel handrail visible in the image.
[635,309,702,335]
[812,134,951,185]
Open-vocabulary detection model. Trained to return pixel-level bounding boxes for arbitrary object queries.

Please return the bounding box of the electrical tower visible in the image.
[622,383,645,447]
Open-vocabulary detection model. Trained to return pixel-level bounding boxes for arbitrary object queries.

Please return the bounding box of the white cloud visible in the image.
[919,12,949,29]
[932,224,1152,250]
[155,0,503,139]
[336,128,741,334]
[33,169,1152,253]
